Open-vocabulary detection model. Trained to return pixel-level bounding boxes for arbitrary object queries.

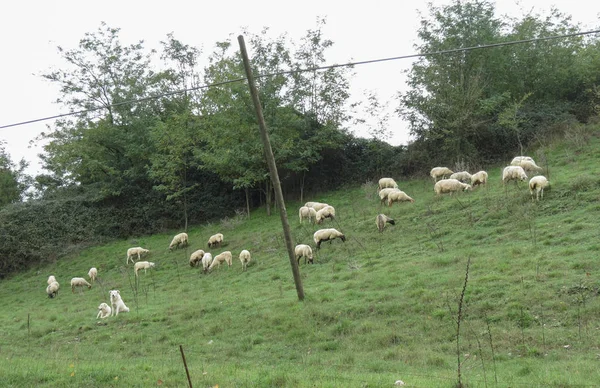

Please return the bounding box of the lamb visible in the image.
[46,281,60,298]
[70,277,92,293]
[470,170,488,187]
[315,205,336,224]
[239,250,251,271]
[201,252,213,274]
[189,249,205,267]
[304,202,329,212]
[378,177,398,191]
[387,190,415,206]
[511,156,535,166]
[430,167,454,182]
[529,175,550,201]
[134,261,155,277]
[88,267,97,283]
[434,179,472,195]
[449,171,472,183]
[126,247,150,264]
[96,302,111,319]
[207,233,224,249]
[47,275,57,285]
[169,232,189,251]
[209,251,233,271]
[294,244,314,264]
[502,166,528,184]
[299,206,317,224]
[109,290,129,316]
[379,188,400,205]
[376,214,395,233]
[313,228,346,249]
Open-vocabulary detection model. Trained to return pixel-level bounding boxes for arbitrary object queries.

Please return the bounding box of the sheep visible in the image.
[449,171,472,183]
[502,166,528,184]
[305,202,329,212]
[387,190,415,206]
[529,175,550,201]
[376,214,395,233]
[518,160,543,174]
[209,251,233,271]
[294,244,314,264]
[434,179,472,195]
[207,233,224,249]
[46,281,60,298]
[169,232,189,251]
[201,252,213,274]
[299,206,317,224]
[88,267,97,283]
[470,170,488,187]
[379,188,400,205]
[378,177,398,191]
[70,277,92,293]
[313,228,346,249]
[511,156,535,166]
[239,250,251,271]
[96,302,111,319]
[109,290,129,316]
[126,247,150,264]
[315,205,336,224]
[134,261,155,277]
[47,275,57,285]
[430,167,454,182]
[189,249,205,267]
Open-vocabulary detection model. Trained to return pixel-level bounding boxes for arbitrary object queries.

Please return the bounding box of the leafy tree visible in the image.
[0,141,29,207]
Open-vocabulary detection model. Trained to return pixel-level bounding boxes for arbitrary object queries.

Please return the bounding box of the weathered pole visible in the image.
[237,35,304,301]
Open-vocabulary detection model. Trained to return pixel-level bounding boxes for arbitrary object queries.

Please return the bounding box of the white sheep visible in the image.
[201,252,213,273]
[109,290,129,316]
[529,175,549,201]
[126,247,150,264]
[430,167,454,182]
[470,170,488,187]
[70,277,92,293]
[378,177,398,191]
[313,228,346,249]
[294,244,314,264]
[207,233,224,249]
[511,156,535,166]
[518,160,543,174]
[88,267,97,283]
[315,205,336,224]
[96,302,111,319]
[46,281,60,298]
[305,202,329,212]
[134,261,155,277]
[169,233,189,251]
[379,188,400,205]
[239,250,251,271]
[47,275,57,285]
[376,214,395,233]
[387,190,415,206]
[449,171,472,183]
[299,206,317,224]
[189,249,205,267]
[502,166,528,184]
[434,179,472,195]
[209,251,233,271]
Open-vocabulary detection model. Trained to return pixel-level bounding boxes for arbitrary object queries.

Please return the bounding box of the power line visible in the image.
[1,28,599,131]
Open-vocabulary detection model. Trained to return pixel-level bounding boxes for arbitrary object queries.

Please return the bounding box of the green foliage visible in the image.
[0,140,29,207]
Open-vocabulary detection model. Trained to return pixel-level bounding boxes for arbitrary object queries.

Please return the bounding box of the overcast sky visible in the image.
[1,0,598,175]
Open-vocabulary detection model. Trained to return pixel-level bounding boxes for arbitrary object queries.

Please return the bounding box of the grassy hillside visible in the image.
[2,123,600,387]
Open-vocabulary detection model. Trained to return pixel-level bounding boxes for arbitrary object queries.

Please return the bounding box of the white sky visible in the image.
[1,0,598,176]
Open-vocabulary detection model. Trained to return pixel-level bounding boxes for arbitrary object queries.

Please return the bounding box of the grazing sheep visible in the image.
[169,233,189,251]
[201,252,213,274]
[96,302,111,319]
[47,275,57,285]
[134,261,155,277]
[379,188,400,205]
[529,175,549,201]
[239,250,251,271]
[189,249,205,267]
[315,205,336,224]
[511,156,535,166]
[70,277,92,293]
[470,170,488,187]
[502,166,528,184]
[126,247,150,264]
[518,160,543,174]
[109,290,129,316]
[376,214,395,233]
[299,206,317,224]
[207,233,224,249]
[305,202,329,212]
[434,179,472,195]
[209,251,233,271]
[295,244,314,264]
[46,281,60,298]
[387,190,415,206]
[430,167,454,182]
[313,228,346,249]
[449,171,472,183]
[88,267,97,283]
[378,177,399,191]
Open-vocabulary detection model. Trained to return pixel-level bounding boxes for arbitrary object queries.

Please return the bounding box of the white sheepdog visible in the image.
[109,290,130,316]
[96,302,112,319]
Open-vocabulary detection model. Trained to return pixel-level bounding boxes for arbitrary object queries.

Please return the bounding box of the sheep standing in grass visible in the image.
[299,206,317,224]
[46,281,60,298]
[201,252,213,274]
[97,302,111,319]
[449,171,472,183]
[518,160,543,174]
[470,171,488,187]
[379,188,399,205]
[109,290,129,316]
[315,205,336,224]
[126,247,150,264]
[189,249,205,267]
[295,244,314,264]
[511,156,534,165]
[376,214,395,233]
[314,228,346,249]
[88,267,97,283]
[239,250,251,271]
[502,166,528,184]
[387,190,415,206]
[305,202,329,212]
[169,233,189,251]
[207,233,224,249]
[529,175,549,201]
[134,261,155,277]
[430,167,454,182]
[434,179,472,195]
[378,178,398,191]
[47,275,57,285]
[209,251,233,271]
[70,277,92,293]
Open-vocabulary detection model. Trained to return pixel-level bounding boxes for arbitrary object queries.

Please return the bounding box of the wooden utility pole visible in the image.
[237,35,304,301]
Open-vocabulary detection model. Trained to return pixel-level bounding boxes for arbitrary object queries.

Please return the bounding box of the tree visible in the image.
[0,140,29,207]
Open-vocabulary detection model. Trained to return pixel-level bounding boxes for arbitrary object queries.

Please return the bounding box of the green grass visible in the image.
[3,124,600,387]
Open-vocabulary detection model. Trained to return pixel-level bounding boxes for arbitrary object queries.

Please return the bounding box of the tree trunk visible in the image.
[265,180,272,216]
[245,187,250,218]
[300,171,305,204]
[183,191,188,231]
